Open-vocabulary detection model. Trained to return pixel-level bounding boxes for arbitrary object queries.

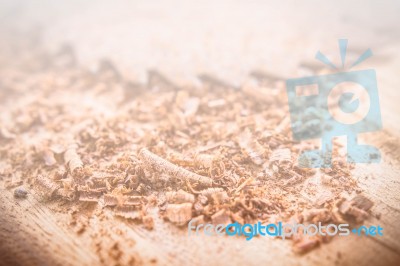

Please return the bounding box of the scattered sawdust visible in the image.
[0,40,379,264]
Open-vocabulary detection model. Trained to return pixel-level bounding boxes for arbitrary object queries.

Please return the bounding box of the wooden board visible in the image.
[1,1,400,265]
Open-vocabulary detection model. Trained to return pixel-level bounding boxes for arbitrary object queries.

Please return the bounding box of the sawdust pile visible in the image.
[0,42,374,257]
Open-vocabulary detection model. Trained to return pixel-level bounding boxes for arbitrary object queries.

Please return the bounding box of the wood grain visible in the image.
[0,190,99,266]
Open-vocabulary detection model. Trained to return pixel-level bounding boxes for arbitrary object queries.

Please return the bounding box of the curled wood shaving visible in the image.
[139,148,213,187]
[186,184,225,198]
[270,148,292,164]
[104,194,119,207]
[166,203,193,226]
[234,178,254,194]
[200,187,225,197]
[53,167,67,180]
[91,171,113,179]
[338,199,370,223]
[79,191,102,202]
[351,194,374,211]
[166,189,195,203]
[237,129,265,165]
[188,186,229,204]
[56,188,76,201]
[211,191,229,204]
[86,179,109,192]
[64,144,83,174]
[114,205,142,220]
[121,196,143,206]
[283,171,304,186]
[169,151,215,169]
[103,194,143,207]
[35,174,60,198]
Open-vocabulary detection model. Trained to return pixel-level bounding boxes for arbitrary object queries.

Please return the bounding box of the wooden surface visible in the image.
[0,190,100,266]
[1,1,400,265]
[1,133,400,266]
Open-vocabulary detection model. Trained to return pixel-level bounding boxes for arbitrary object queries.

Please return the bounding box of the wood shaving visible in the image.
[0,43,375,259]
[238,128,265,165]
[166,203,193,226]
[211,209,231,225]
[34,174,61,199]
[166,189,195,204]
[64,144,83,175]
[139,148,213,187]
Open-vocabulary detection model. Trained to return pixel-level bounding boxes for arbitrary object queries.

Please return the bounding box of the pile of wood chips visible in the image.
[0,42,374,256]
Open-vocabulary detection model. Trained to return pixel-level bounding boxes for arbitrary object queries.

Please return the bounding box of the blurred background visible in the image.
[0,0,399,79]
[1,0,399,131]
